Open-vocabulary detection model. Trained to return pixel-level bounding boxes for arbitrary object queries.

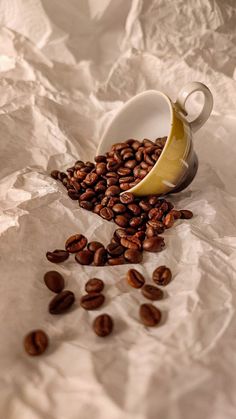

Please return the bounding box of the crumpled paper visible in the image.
[1,1,236,418]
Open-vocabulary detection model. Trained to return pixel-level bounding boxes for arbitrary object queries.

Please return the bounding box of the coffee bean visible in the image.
[95,181,106,193]
[112,203,126,214]
[143,237,165,252]
[87,241,104,253]
[67,189,80,200]
[79,200,94,211]
[95,155,106,163]
[139,200,152,212]
[152,266,172,286]
[70,179,81,191]
[120,236,141,250]
[58,172,68,181]
[65,234,87,253]
[117,167,131,176]
[100,207,114,221]
[107,256,126,265]
[93,314,113,337]
[147,195,159,205]
[120,182,131,191]
[139,303,162,327]
[147,220,165,234]
[120,192,134,204]
[76,170,87,180]
[85,278,104,293]
[118,176,134,184]
[49,290,75,314]
[115,215,129,228]
[46,249,69,263]
[94,247,108,266]
[80,293,105,310]
[107,242,124,256]
[148,208,163,220]
[24,330,48,356]
[131,140,141,150]
[112,142,127,151]
[84,172,98,186]
[44,271,65,293]
[130,216,142,228]
[93,204,103,214]
[106,171,119,179]
[160,202,169,213]
[127,269,145,288]
[141,284,164,300]
[180,210,193,219]
[96,162,107,175]
[124,249,143,263]
[107,177,118,186]
[163,212,175,228]
[128,203,141,215]
[104,185,120,197]
[170,209,182,219]
[107,197,120,208]
[50,170,60,180]
[75,250,94,265]
[80,190,96,201]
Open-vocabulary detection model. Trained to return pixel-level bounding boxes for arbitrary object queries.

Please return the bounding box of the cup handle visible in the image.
[176,82,213,132]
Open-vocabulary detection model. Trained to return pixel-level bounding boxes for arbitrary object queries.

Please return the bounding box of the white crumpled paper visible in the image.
[1,1,236,418]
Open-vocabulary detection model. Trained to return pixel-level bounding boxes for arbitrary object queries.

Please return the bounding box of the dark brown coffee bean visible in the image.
[70,179,81,191]
[107,177,119,186]
[94,247,108,266]
[124,249,143,263]
[100,207,114,221]
[118,176,134,184]
[49,290,75,314]
[139,200,152,212]
[107,160,120,171]
[120,146,132,156]
[87,241,104,253]
[130,216,142,228]
[67,189,80,200]
[148,208,163,220]
[65,234,87,253]
[143,237,165,252]
[131,140,141,150]
[124,160,137,169]
[84,172,98,186]
[85,161,95,169]
[76,170,87,180]
[120,236,141,250]
[75,250,94,265]
[85,278,104,293]
[152,266,172,286]
[93,204,103,214]
[139,303,162,327]
[24,330,49,356]
[163,213,175,228]
[58,172,68,181]
[145,226,157,238]
[147,220,165,233]
[79,201,94,210]
[107,256,126,265]
[93,314,113,337]
[119,183,130,191]
[105,185,120,197]
[180,210,193,219]
[112,142,128,151]
[170,209,182,219]
[95,155,106,163]
[117,167,131,176]
[128,203,141,215]
[135,149,144,162]
[120,192,134,204]
[107,242,124,256]
[80,190,95,201]
[160,202,169,213]
[101,196,109,206]
[148,195,159,205]
[105,171,119,179]
[46,249,69,263]
[50,170,60,180]
[115,215,129,228]
[95,181,106,193]
[44,271,65,293]
[107,197,120,208]
[80,293,105,310]
[127,269,145,288]
[112,203,126,214]
[141,284,164,300]
[155,136,167,147]
[74,160,85,169]
[143,138,154,147]
[96,162,107,175]
[144,154,155,166]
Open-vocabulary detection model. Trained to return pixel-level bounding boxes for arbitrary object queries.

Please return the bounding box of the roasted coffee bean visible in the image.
[84,172,98,186]
[50,170,60,180]
[145,226,157,238]
[170,209,182,219]
[107,177,119,186]
[107,197,120,208]
[95,181,106,193]
[141,284,164,301]
[131,140,141,150]
[120,236,141,250]
[107,242,124,256]
[120,192,134,204]
[180,210,193,219]
[124,249,143,263]
[130,216,142,228]
[58,172,68,181]
[112,203,126,214]
[120,182,130,191]
[70,179,81,191]
[128,203,141,215]
[66,166,75,175]
[147,220,165,234]
[96,162,107,175]
[85,161,95,169]
[117,167,131,176]
[24,330,48,356]
[101,196,109,206]
[44,271,65,293]
[120,146,133,156]
[124,160,137,169]
[65,234,87,253]
[93,204,103,214]
[49,290,75,314]
[80,293,105,310]
[133,230,146,241]
[94,247,108,266]
[107,160,120,171]
[143,138,154,147]
[93,314,113,337]
[46,249,69,263]
[105,185,120,196]
[163,212,175,228]
[67,189,80,200]
[148,208,163,220]
[127,269,145,288]
[106,171,119,178]
[74,160,85,169]
[143,237,165,252]
[76,170,87,180]
[160,202,169,213]
[107,256,126,265]
[139,303,162,327]
[87,241,104,253]
[118,176,134,184]
[115,215,129,228]
[152,266,172,286]
[100,207,114,221]
[95,155,106,163]
[75,250,94,265]
[112,142,128,151]
[79,201,94,211]
[85,278,104,293]
[148,195,159,205]
[80,190,96,201]
[139,200,152,212]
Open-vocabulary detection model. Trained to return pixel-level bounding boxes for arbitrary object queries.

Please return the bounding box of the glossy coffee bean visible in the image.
[80,293,105,310]
[180,210,193,219]
[95,155,106,163]
[67,189,80,200]
[87,241,104,253]
[124,249,143,263]
[93,314,113,337]
[139,303,162,327]
[127,269,145,288]
[163,213,175,228]
[49,290,75,314]
[105,185,120,197]
[93,204,103,214]
[100,207,114,221]
[107,242,124,256]
[24,330,49,356]
[141,284,164,300]
[147,220,165,234]
[128,203,141,215]
[112,203,126,214]
[46,249,69,263]
[79,201,94,211]
[96,162,107,175]
[115,215,129,228]
[80,190,95,201]
[152,266,172,286]
[44,271,65,293]
[75,250,94,265]
[170,210,182,219]
[65,234,87,253]
[85,278,104,293]
[50,170,60,180]
[94,247,108,266]
[120,236,141,250]
[84,172,98,186]
[107,256,126,265]
[143,237,165,252]
[120,192,134,204]
[129,216,142,228]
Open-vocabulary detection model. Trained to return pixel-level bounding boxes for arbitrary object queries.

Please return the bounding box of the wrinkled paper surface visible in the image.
[1,1,236,418]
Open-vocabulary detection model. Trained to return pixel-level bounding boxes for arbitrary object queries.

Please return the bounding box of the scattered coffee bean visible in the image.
[100,207,114,221]
[120,192,134,204]
[80,293,105,310]
[85,278,104,293]
[94,247,108,266]
[152,266,172,286]
[65,234,87,253]
[115,215,129,228]
[49,290,75,314]
[50,170,60,180]
[124,249,143,263]
[46,249,69,263]
[127,269,145,288]
[44,271,65,293]
[107,256,126,265]
[93,314,113,337]
[139,303,162,326]
[143,237,165,252]
[24,330,49,356]
[75,250,94,265]
[180,210,193,219]
[141,284,164,300]
[107,242,124,256]
[87,241,104,253]
[163,213,175,228]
